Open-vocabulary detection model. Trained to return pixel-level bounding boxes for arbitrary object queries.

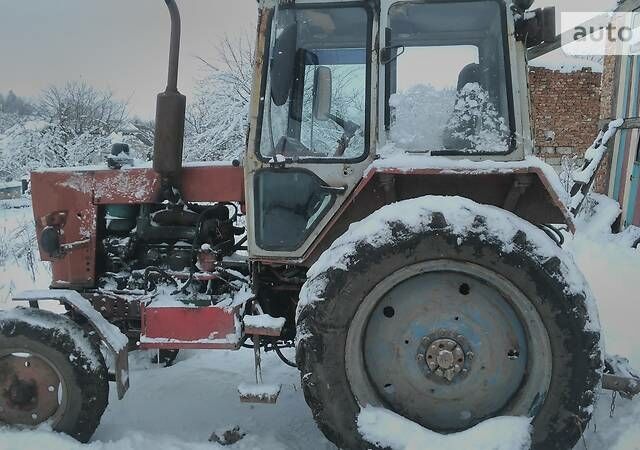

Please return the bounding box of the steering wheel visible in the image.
[328,113,361,157]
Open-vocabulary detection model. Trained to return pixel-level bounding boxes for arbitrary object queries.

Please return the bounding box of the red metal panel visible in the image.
[93,168,159,204]
[30,171,97,287]
[180,164,245,203]
[92,164,245,204]
[140,305,242,350]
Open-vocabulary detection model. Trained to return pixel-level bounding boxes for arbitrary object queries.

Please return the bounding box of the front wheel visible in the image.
[296,197,601,450]
[0,307,109,442]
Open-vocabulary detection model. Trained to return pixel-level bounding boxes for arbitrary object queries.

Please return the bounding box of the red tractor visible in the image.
[1,1,638,449]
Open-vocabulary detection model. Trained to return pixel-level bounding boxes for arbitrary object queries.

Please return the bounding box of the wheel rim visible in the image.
[0,349,68,427]
[345,260,552,432]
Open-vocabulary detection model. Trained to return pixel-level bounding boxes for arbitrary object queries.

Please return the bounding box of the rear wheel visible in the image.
[0,308,109,442]
[296,197,601,450]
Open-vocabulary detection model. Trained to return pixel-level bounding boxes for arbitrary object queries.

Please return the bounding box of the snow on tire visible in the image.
[296,196,602,450]
[0,307,109,442]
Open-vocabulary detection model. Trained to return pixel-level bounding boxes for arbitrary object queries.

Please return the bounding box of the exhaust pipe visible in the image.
[154,0,186,195]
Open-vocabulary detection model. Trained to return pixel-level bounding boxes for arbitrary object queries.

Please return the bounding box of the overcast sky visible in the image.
[0,0,617,119]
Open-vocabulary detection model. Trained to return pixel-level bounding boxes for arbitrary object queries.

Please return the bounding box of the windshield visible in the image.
[386,0,513,154]
[259,4,370,161]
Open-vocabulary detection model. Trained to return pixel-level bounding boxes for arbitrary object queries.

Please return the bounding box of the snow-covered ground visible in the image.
[0,199,50,307]
[0,196,639,450]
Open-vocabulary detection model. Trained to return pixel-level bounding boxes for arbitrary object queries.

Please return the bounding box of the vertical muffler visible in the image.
[154,0,186,195]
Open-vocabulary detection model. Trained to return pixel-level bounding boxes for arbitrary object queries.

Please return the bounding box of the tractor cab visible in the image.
[244,0,555,260]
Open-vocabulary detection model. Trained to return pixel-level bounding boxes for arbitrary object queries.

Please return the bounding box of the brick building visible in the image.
[528,66,602,172]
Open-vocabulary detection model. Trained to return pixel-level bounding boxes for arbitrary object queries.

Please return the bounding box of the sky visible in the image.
[0,0,618,119]
[0,0,257,119]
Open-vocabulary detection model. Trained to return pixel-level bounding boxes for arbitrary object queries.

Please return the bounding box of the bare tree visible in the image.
[38,81,127,136]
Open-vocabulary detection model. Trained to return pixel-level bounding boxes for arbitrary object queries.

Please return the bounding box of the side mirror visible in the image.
[312,66,332,122]
[515,7,557,48]
[271,24,298,106]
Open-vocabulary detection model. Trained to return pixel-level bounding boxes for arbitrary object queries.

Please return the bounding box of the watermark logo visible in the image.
[561,12,640,56]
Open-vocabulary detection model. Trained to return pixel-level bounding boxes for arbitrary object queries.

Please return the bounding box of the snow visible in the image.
[243,314,286,331]
[0,204,51,308]
[569,195,640,367]
[388,82,508,153]
[368,153,568,205]
[138,334,240,345]
[14,289,128,353]
[299,196,597,332]
[572,119,623,186]
[444,82,509,153]
[570,119,623,212]
[237,383,281,400]
[388,84,456,151]
[530,53,604,74]
[1,201,640,449]
[358,407,532,450]
[0,181,22,189]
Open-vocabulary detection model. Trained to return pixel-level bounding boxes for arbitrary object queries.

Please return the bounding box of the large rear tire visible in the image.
[296,197,601,450]
[0,307,109,442]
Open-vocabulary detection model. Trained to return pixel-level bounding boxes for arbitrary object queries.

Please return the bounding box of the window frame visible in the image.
[384,0,517,156]
[253,167,338,251]
[254,1,374,165]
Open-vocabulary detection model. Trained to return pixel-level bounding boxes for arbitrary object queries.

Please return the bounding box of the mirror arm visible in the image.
[380,45,405,65]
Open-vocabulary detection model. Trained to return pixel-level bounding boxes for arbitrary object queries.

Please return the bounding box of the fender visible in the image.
[302,157,574,266]
[12,290,130,399]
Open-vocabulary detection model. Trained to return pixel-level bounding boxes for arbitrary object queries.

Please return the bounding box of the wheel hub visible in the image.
[0,353,62,425]
[425,338,465,382]
[7,377,38,408]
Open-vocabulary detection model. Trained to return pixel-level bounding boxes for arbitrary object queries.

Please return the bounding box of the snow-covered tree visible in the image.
[0,90,34,117]
[0,81,150,180]
[184,34,255,162]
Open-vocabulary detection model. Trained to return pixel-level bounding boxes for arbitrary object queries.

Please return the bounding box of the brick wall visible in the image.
[528,67,602,172]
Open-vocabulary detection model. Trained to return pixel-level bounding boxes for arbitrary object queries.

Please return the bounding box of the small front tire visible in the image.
[0,307,109,442]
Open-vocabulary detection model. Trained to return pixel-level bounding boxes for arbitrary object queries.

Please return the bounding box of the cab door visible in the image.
[244,2,378,260]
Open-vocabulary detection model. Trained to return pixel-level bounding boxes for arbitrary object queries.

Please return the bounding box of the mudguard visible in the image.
[12,289,130,399]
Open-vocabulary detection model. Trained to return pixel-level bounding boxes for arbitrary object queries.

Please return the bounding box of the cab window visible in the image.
[259,5,371,161]
[386,0,513,154]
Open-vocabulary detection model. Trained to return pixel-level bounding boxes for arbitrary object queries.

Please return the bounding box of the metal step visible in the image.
[238,383,281,404]
[243,314,285,337]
